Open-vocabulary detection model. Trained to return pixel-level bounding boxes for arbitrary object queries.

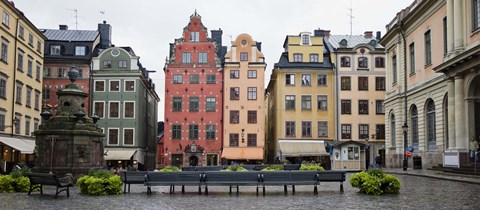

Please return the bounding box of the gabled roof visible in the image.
[327,35,383,49]
[42,29,99,42]
[274,52,334,69]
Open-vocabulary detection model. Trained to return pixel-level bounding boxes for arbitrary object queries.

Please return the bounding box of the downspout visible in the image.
[399,21,408,169]
[11,16,21,136]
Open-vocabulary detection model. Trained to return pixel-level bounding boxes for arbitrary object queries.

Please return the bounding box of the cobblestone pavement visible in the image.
[0,173,479,210]
[383,168,480,185]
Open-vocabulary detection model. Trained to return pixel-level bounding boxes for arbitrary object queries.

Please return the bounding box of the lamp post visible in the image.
[402,123,408,171]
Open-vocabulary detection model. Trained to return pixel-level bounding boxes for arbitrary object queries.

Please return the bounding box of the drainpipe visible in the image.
[399,21,408,170]
[11,16,21,136]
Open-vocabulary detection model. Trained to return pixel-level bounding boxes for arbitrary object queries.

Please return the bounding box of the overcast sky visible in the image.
[13,0,412,121]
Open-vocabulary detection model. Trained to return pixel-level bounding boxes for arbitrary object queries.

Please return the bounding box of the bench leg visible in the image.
[28,184,33,195]
[284,185,287,194]
[123,183,127,194]
[40,185,43,195]
[314,185,318,195]
[237,185,239,195]
[205,186,208,195]
[256,185,259,196]
[128,184,131,193]
[263,186,265,196]
[340,183,344,193]
[182,185,185,194]
[67,186,70,197]
[292,185,295,194]
[198,185,201,194]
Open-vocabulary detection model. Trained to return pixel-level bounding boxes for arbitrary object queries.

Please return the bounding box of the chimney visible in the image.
[376,31,382,40]
[98,20,112,48]
[169,43,174,59]
[324,30,331,37]
[256,42,262,52]
[314,29,324,37]
[59,25,68,30]
[364,31,373,38]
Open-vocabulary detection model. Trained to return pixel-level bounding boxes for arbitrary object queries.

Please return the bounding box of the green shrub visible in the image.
[300,164,325,171]
[161,166,180,172]
[222,165,247,172]
[10,164,30,178]
[77,174,122,196]
[88,169,112,179]
[13,177,31,192]
[349,169,401,195]
[0,175,14,193]
[261,165,284,171]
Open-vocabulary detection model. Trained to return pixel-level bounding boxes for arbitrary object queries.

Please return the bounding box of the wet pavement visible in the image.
[0,171,479,210]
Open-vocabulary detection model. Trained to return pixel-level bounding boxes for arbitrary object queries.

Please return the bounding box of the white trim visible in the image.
[93,101,105,118]
[107,127,120,146]
[108,101,121,119]
[109,80,121,92]
[123,101,135,119]
[94,80,106,92]
[123,128,135,146]
[124,80,135,92]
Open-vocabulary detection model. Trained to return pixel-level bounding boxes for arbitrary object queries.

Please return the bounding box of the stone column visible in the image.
[446,0,454,53]
[447,78,455,149]
[454,76,466,150]
[453,0,464,50]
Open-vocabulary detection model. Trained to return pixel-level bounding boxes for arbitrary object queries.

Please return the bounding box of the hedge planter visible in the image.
[0,165,39,193]
[349,169,400,195]
[222,165,247,171]
[77,169,122,196]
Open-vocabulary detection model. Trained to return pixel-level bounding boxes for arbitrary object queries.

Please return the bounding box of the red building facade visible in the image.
[163,12,224,167]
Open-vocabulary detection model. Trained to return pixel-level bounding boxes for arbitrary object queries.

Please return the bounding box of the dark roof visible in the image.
[327,35,384,49]
[42,29,99,42]
[333,140,367,147]
[274,52,334,69]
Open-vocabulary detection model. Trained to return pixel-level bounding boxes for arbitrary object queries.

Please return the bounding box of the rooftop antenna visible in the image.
[67,8,79,30]
[347,1,354,36]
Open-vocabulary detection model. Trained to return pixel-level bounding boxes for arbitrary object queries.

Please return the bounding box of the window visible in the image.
[375,77,385,91]
[27,58,33,76]
[58,67,66,78]
[189,74,199,84]
[229,134,239,146]
[189,97,199,111]
[411,105,419,150]
[309,54,319,62]
[317,95,327,110]
[172,97,182,111]
[75,46,86,56]
[341,56,350,67]
[301,74,311,85]
[358,57,368,68]
[14,116,20,134]
[230,110,239,124]
[359,100,369,115]
[94,102,104,118]
[230,70,239,79]
[124,129,134,145]
[248,110,257,124]
[190,32,199,42]
[25,117,31,135]
[43,68,51,77]
[302,34,310,45]
[341,100,351,114]
[474,0,480,30]
[341,77,351,90]
[95,81,105,92]
[34,90,40,110]
[28,34,33,46]
[189,125,199,140]
[301,95,311,110]
[376,124,385,140]
[37,41,42,53]
[34,119,39,131]
[1,39,8,62]
[198,52,207,63]
[230,87,239,100]
[15,82,22,104]
[36,63,41,81]
[247,87,257,100]
[119,60,127,68]
[110,80,120,92]
[109,102,119,118]
[18,25,24,39]
[375,57,385,68]
[172,125,181,139]
[42,87,50,100]
[206,125,216,139]
[443,17,448,55]
[426,100,436,150]
[125,80,135,91]
[26,87,32,107]
[286,74,295,85]
[317,75,327,86]
[424,30,432,65]
[391,114,396,146]
[285,121,295,137]
[409,43,415,75]
[206,74,216,84]
[173,74,183,84]
[318,121,328,137]
[17,51,23,71]
[182,52,192,63]
[124,102,134,118]
[247,134,257,147]
[341,124,351,139]
[293,53,303,62]
[206,97,216,111]
[302,121,311,137]
[359,124,369,139]
[2,11,8,27]
[50,45,61,55]
[247,70,257,78]
[108,129,119,145]
[347,147,359,160]
[376,100,385,114]
[285,95,295,110]
[358,77,368,90]
[103,60,112,68]
[0,77,5,98]
[392,55,397,83]
[240,52,248,61]
[0,113,4,132]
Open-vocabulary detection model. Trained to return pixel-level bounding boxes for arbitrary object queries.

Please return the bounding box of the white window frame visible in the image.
[0,75,6,98]
[50,45,61,55]
[107,128,120,146]
[123,101,135,119]
[94,80,105,92]
[124,80,135,92]
[94,101,105,118]
[108,101,120,119]
[2,11,9,27]
[123,128,135,146]
[75,46,86,56]
[109,80,120,92]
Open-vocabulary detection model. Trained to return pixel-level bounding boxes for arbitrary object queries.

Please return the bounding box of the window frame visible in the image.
[230,110,240,124]
[340,56,350,67]
[341,100,351,114]
[124,80,135,92]
[248,110,257,124]
[247,87,257,100]
[341,124,352,139]
[172,125,182,140]
[188,124,199,140]
[285,95,295,110]
[173,74,183,84]
[285,74,295,85]
[293,53,303,62]
[317,121,328,137]
[75,46,86,56]
[108,128,119,145]
[359,100,369,115]
[206,97,216,112]
[189,96,199,112]
[182,52,192,63]
[123,101,135,118]
[172,96,182,112]
[358,77,368,91]
[230,87,240,100]
[341,76,351,90]
[317,95,327,110]
[94,101,105,118]
[230,70,240,79]
[109,80,120,92]
[108,101,120,119]
[358,57,368,68]
[123,128,135,145]
[285,121,296,137]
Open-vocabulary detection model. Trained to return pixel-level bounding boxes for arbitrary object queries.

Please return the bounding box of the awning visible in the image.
[221,147,264,160]
[279,140,328,157]
[0,136,36,154]
[104,148,137,160]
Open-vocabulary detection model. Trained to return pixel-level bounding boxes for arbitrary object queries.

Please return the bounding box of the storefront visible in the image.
[331,140,367,171]
[277,140,330,165]
[104,148,143,171]
[0,136,36,173]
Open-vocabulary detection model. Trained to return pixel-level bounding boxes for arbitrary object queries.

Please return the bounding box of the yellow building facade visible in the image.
[223,34,266,163]
[0,0,45,172]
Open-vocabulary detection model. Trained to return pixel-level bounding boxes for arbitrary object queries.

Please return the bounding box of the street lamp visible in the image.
[402,123,408,171]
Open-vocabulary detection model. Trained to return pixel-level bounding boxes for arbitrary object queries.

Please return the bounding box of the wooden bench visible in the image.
[261,171,319,195]
[121,171,147,193]
[27,173,73,197]
[145,171,203,195]
[203,171,262,195]
[317,171,346,192]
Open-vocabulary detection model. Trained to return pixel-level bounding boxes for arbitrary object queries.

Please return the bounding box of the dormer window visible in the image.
[190,32,199,42]
[301,34,310,45]
[50,45,61,55]
[75,46,86,56]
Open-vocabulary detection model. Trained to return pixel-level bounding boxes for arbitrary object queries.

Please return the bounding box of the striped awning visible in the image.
[104,148,137,160]
[279,140,328,157]
[0,136,36,154]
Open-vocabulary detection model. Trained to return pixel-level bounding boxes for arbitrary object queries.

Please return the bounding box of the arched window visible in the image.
[410,105,418,150]
[426,100,436,151]
[391,114,396,147]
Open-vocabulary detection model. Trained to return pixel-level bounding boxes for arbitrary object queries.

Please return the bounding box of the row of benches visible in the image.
[122,170,346,195]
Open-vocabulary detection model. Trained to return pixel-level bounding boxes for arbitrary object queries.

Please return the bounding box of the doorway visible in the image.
[206,154,218,166]
[189,155,198,166]
[171,154,183,167]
